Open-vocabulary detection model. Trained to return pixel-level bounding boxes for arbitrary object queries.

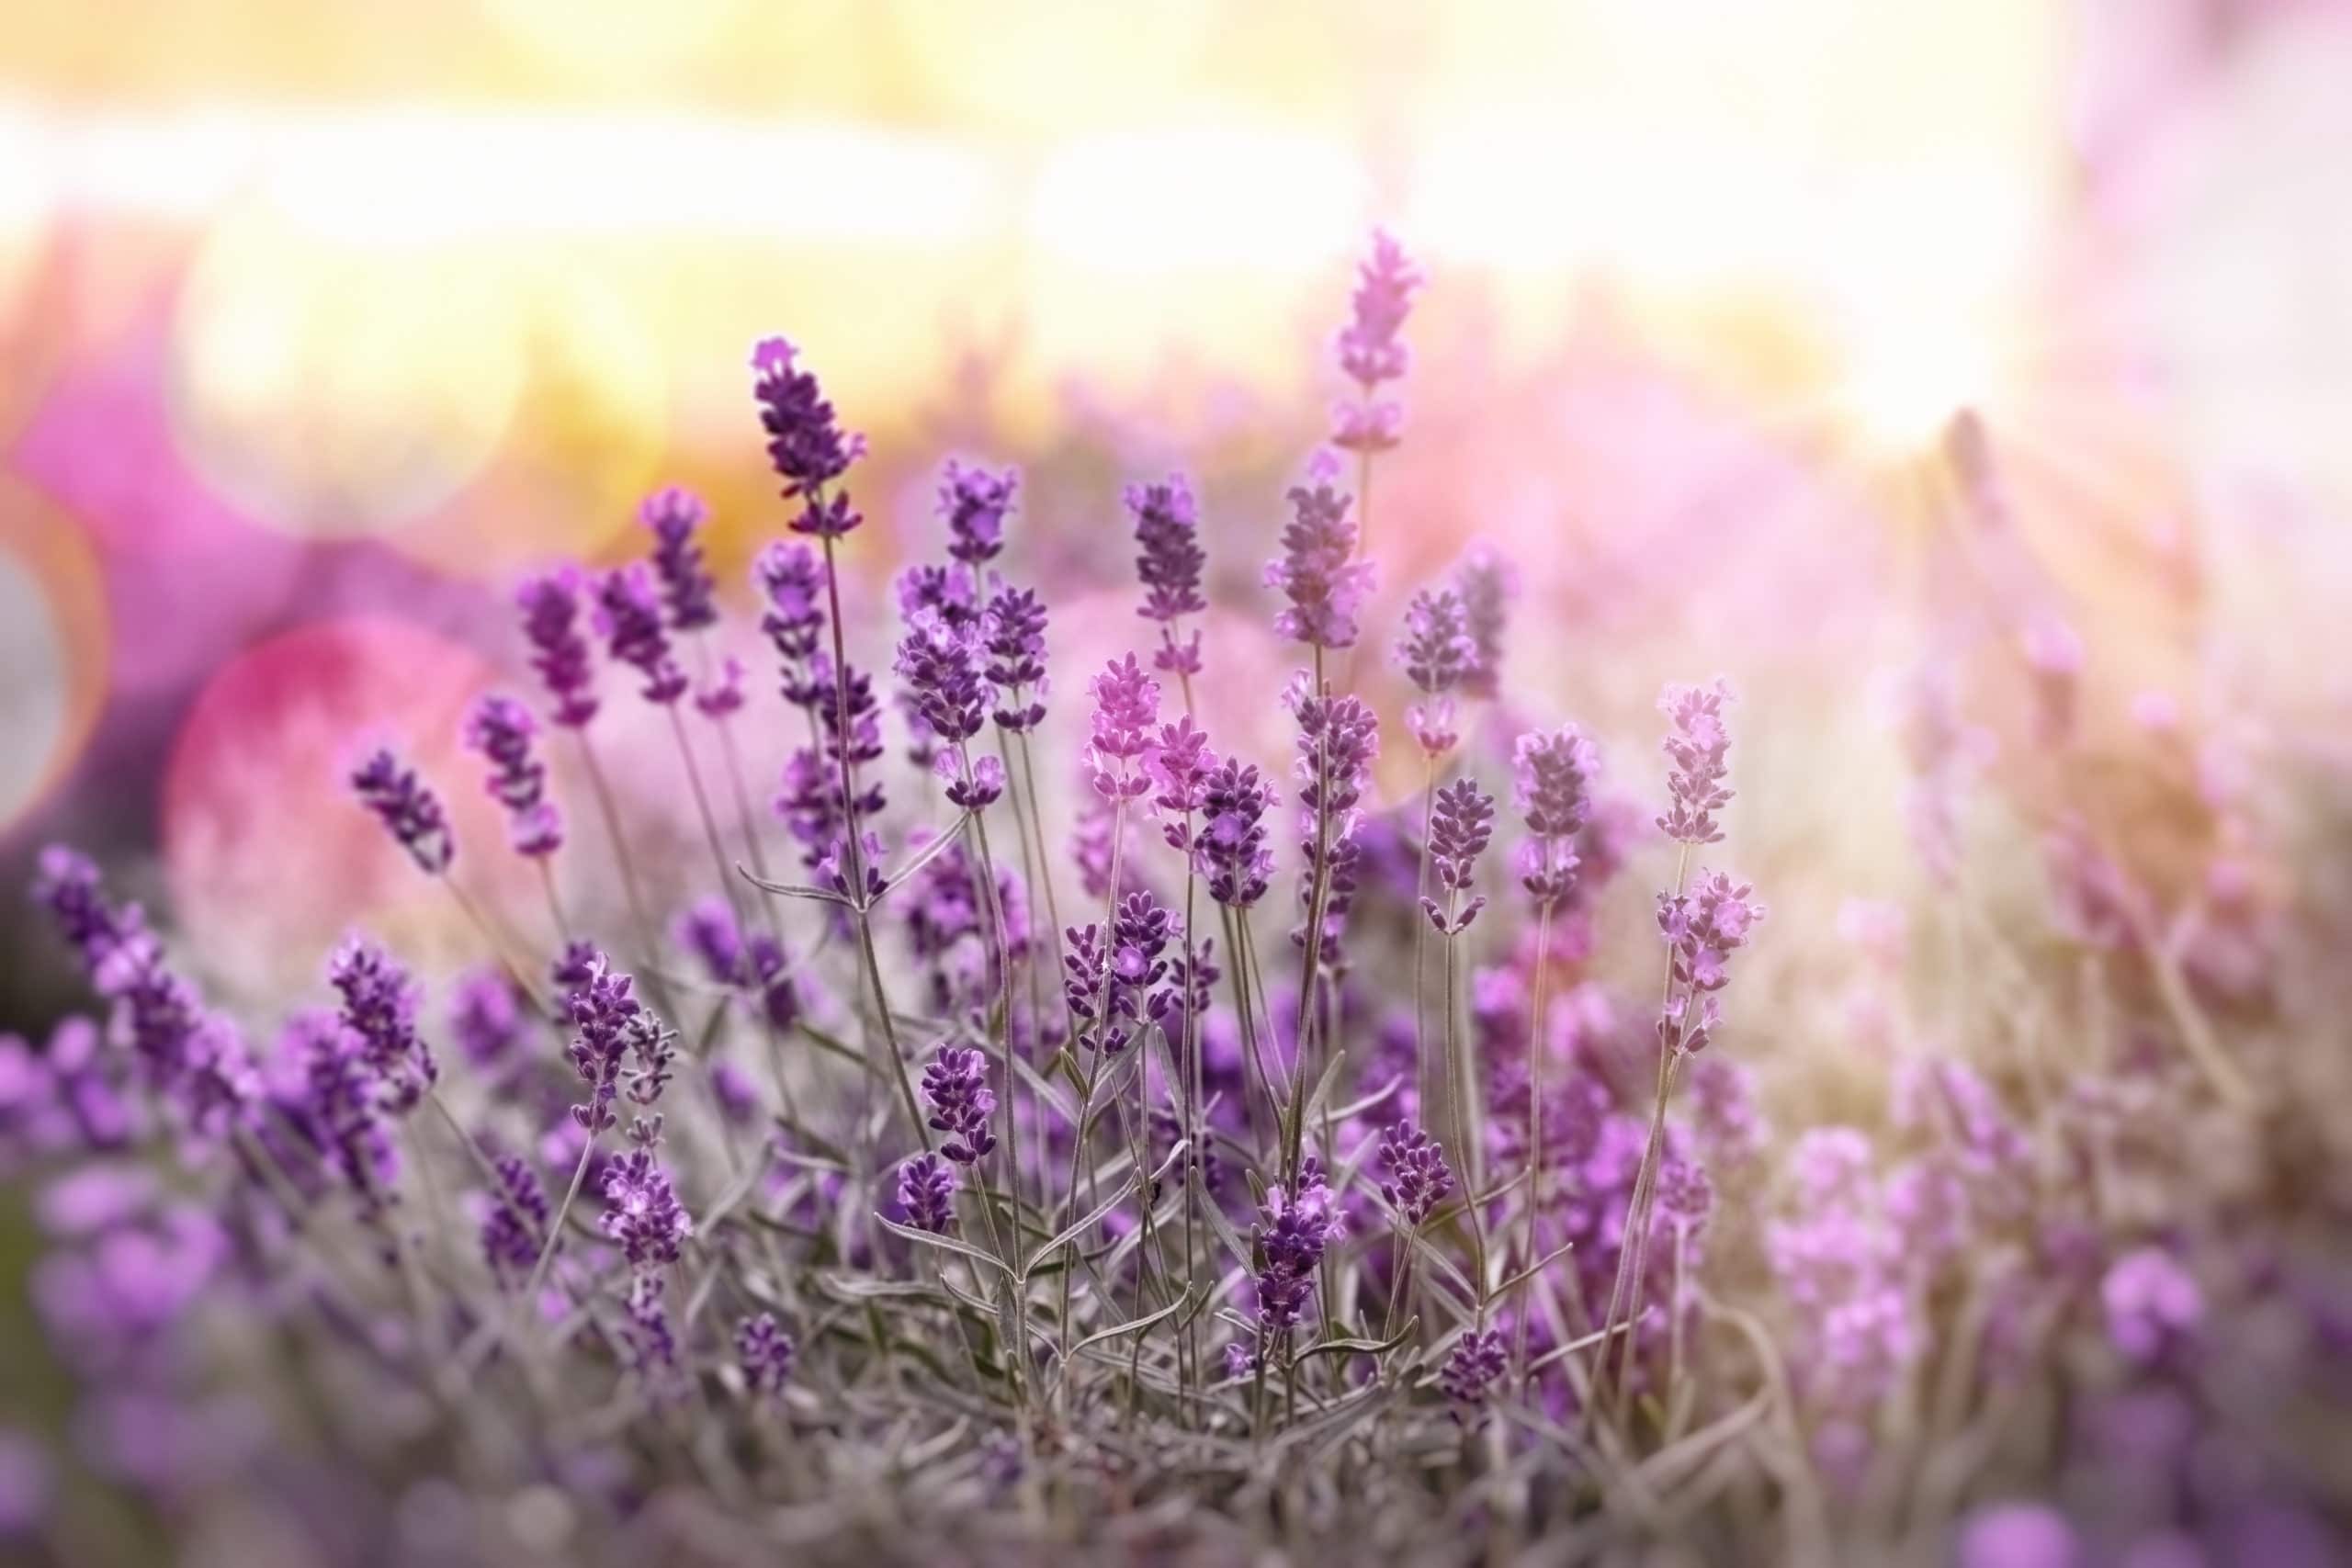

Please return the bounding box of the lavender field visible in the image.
[4,6,2351,1565]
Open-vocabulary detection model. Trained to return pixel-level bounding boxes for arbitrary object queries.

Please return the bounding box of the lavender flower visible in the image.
[1199,759,1275,909]
[1129,476,1206,679]
[752,336,865,536]
[623,1270,678,1380]
[897,1151,957,1235]
[1286,679,1380,965]
[1377,1120,1454,1227]
[2103,1247,2202,1366]
[1657,1156,1714,1231]
[941,459,1016,567]
[463,694,561,858]
[983,585,1049,733]
[1655,871,1766,1056]
[563,954,673,1133]
[601,1145,690,1269]
[1452,544,1516,701]
[641,485,718,632]
[296,1012,399,1227]
[1332,230,1422,453]
[328,939,437,1113]
[1441,1328,1508,1404]
[516,567,599,728]
[481,1154,548,1285]
[595,563,689,705]
[896,611,988,750]
[350,748,453,874]
[1085,654,1159,801]
[738,1313,797,1397]
[1396,588,1473,754]
[1420,777,1495,934]
[1251,1180,1343,1334]
[1658,680,1736,845]
[1514,725,1597,907]
[1150,714,1216,855]
[755,540,830,710]
[1064,891,1174,1056]
[921,1044,998,1164]
[1265,480,1374,651]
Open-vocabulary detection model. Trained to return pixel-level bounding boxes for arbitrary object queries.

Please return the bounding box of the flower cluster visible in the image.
[1265,480,1374,651]
[642,485,719,632]
[920,1045,997,1164]
[350,748,453,874]
[1513,725,1596,908]
[1129,476,1206,679]
[1332,229,1422,452]
[1420,777,1496,934]
[1657,681,1736,845]
[897,1151,957,1235]
[1377,1120,1454,1227]
[752,336,865,536]
[463,694,561,858]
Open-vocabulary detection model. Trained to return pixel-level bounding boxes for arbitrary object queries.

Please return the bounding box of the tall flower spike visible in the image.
[897,1151,957,1235]
[350,748,453,875]
[921,1044,998,1164]
[1658,680,1736,845]
[602,1145,690,1269]
[515,567,599,728]
[940,459,1016,567]
[895,611,988,750]
[1452,544,1517,702]
[1655,870,1766,1056]
[1514,725,1597,907]
[755,540,830,710]
[1420,777,1495,934]
[464,694,561,858]
[595,563,689,705]
[1332,229,1423,454]
[983,585,1049,734]
[1266,480,1375,651]
[1442,1328,1508,1405]
[1129,475,1206,679]
[1396,588,1473,755]
[1377,1119,1454,1227]
[328,938,438,1113]
[751,336,865,536]
[1085,654,1159,800]
[641,486,718,633]
[1198,758,1275,909]
[1251,1180,1344,1334]
[738,1313,797,1396]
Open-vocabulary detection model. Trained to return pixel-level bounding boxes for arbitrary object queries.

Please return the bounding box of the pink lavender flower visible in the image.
[1265,480,1374,650]
[463,694,561,858]
[1441,1327,1508,1404]
[695,653,746,719]
[1954,1504,2080,1568]
[1085,654,1159,801]
[982,585,1049,733]
[897,1151,957,1234]
[481,1154,548,1285]
[1396,588,1473,754]
[737,1313,797,1396]
[1420,777,1496,934]
[751,336,865,536]
[594,563,690,705]
[1657,680,1736,846]
[1377,1120,1453,1227]
[641,485,718,632]
[602,1145,690,1268]
[1332,230,1422,453]
[1452,544,1516,701]
[350,748,453,874]
[1149,714,1216,851]
[2103,1247,2201,1366]
[921,1044,997,1164]
[941,459,1016,567]
[2021,614,2084,751]
[1199,759,1275,909]
[623,1271,677,1380]
[1129,475,1206,679]
[327,939,437,1113]
[516,567,599,728]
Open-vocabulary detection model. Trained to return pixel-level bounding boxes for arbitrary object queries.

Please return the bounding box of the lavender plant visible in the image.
[7,231,2336,1568]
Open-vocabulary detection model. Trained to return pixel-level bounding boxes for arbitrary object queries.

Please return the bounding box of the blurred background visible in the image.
[4,0,2350,1021]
